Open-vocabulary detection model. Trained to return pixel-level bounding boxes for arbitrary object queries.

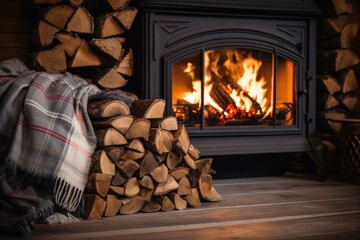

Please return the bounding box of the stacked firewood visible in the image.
[31,0,136,89]
[315,0,360,172]
[83,98,222,219]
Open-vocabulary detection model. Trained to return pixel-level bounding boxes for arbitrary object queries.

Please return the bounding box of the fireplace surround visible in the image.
[129,0,325,179]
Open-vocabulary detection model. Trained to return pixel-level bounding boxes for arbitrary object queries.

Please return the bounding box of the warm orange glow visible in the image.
[181,49,273,120]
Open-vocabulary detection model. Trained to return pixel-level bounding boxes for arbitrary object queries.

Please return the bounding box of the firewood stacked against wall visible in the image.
[30,0,221,220]
[31,0,135,89]
[84,99,222,219]
[316,0,360,170]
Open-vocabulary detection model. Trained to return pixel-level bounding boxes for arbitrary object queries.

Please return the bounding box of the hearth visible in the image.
[129,0,325,179]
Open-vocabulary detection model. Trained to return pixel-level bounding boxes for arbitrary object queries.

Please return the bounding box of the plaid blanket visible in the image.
[0,59,100,229]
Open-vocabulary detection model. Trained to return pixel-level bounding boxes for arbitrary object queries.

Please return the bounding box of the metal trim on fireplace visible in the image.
[131,0,325,179]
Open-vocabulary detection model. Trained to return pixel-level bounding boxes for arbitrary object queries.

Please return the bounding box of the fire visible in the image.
[180,49,273,123]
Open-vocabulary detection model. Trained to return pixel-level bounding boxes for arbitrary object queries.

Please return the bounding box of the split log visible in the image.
[43,4,75,30]
[119,196,145,215]
[109,185,125,196]
[321,22,360,50]
[116,159,140,178]
[148,128,174,155]
[206,186,223,202]
[55,33,81,57]
[111,170,126,186]
[141,200,161,213]
[139,188,153,202]
[198,173,213,200]
[183,155,196,169]
[187,144,200,160]
[65,6,94,34]
[85,173,112,197]
[33,20,61,48]
[92,115,133,135]
[83,194,106,220]
[68,40,103,67]
[139,151,159,178]
[125,118,151,141]
[96,14,125,38]
[90,37,125,61]
[130,99,166,119]
[318,15,349,40]
[186,188,202,208]
[150,164,168,183]
[154,175,179,195]
[91,150,115,176]
[169,166,190,180]
[335,67,360,94]
[115,48,133,77]
[124,177,140,197]
[138,175,154,190]
[88,99,130,118]
[95,128,127,147]
[104,146,126,162]
[172,124,190,153]
[338,91,360,112]
[151,116,179,131]
[166,152,182,170]
[317,75,342,95]
[93,68,128,89]
[121,139,145,160]
[69,0,84,7]
[104,195,122,217]
[155,195,175,212]
[113,7,138,31]
[34,44,67,73]
[168,192,187,211]
[177,176,192,196]
[195,158,216,174]
[317,93,340,110]
[103,0,131,11]
[317,49,359,73]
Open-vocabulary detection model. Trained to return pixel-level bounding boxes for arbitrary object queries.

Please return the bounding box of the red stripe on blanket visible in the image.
[0,76,9,83]
[32,82,72,103]
[17,119,93,157]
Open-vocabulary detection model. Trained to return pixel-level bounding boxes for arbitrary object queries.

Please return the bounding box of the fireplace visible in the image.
[129,0,325,179]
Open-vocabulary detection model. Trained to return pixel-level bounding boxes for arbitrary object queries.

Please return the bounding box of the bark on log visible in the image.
[92,115,133,135]
[130,99,166,119]
[95,128,127,147]
[83,194,106,220]
[88,99,130,118]
[119,196,145,215]
[34,44,67,73]
[85,173,112,197]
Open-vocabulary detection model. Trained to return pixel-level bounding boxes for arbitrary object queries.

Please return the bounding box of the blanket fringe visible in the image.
[54,178,83,212]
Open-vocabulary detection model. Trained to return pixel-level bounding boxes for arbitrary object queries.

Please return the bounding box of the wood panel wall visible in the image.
[0,0,34,67]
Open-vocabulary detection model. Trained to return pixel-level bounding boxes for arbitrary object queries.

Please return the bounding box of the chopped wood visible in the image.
[187,144,200,160]
[34,44,67,73]
[317,93,340,110]
[318,49,360,73]
[96,14,125,38]
[177,176,192,196]
[69,40,103,67]
[183,155,196,169]
[111,170,126,186]
[338,91,360,112]
[119,196,145,215]
[322,22,360,50]
[124,177,140,197]
[104,146,126,163]
[198,173,213,200]
[166,152,182,170]
[117,159,140,178]
[105,0,131,11]
[109,185,125,196]
[195,158,216,174]
[151,116,178,131]
[95,68,128,89]
[139,151,159,178]
[88,99,130,118]
[92,115,133,135]
[114,48,133,76]
[336,68,360,94]
[186,188,202,208]
[139,187,153,202]
[95,128,127,147]
[168,192,187,211]
[130,99,166,119]
[169,166,190,181]
[69,0,84,7]
[55,33,81,57]
[150,164,168,183]
[113,7,138,31]
[121,139,146,160]
[90,37,125,61]
[91,150,115,176]
[172,124,190,153]
[141,200,161,213]
[148,128,174,155]
[138,175,154,189]
[83,194,106,220]
[65,6,94,34]
[172,141,187,157]
[104,194,122,217]
[188,169,200,188]
[206,186,223,202]
[318,15,349,40]
[43,4,75,30]
[33,19,61,48]
[85,173,112,197]
[154,153,167,163]
[155,195,175,212]
[323,108,347,136]
[154,175,179,195]
[317,75,342,95]
[125,118,151,141]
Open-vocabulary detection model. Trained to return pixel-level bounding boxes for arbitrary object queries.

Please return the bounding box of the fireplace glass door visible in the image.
[171,48,297,128]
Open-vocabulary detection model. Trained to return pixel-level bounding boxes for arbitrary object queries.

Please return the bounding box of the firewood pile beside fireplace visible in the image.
[29,0,221,220]
[316,0,360,179]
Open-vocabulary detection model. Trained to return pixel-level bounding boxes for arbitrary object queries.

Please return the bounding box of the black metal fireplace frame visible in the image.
[130,0,326,180]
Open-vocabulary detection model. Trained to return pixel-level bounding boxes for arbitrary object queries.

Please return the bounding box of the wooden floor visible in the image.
[3,175,360,239]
